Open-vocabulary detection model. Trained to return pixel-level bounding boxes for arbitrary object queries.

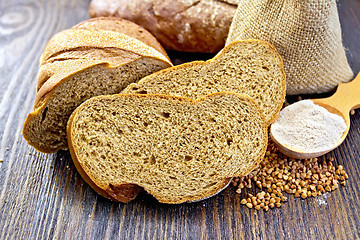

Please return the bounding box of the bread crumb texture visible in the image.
[68,93,267,204]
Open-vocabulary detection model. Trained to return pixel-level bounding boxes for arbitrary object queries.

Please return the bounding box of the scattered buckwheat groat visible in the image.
[233,140,348,211]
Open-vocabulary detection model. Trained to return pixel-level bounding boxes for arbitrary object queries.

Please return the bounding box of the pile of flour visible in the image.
[271,100,347,153]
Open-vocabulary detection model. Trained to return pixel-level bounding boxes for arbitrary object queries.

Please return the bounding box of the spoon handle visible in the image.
[315,72,360,116]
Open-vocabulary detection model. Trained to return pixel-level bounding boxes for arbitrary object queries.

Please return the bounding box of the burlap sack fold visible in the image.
[226,0,353,95]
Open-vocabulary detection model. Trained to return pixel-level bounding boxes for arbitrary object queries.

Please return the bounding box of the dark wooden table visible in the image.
[0,0,359,239]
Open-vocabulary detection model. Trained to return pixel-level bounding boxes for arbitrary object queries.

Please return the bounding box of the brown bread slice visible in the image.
[122,39,286,126]
[23,29,172,153]
[67,92,267,204]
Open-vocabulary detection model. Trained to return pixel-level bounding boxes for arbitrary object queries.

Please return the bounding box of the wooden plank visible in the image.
[339,0,360,74]
[0,0,359,239]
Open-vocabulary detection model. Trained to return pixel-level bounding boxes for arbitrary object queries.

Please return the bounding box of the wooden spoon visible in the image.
[270,72,360,159]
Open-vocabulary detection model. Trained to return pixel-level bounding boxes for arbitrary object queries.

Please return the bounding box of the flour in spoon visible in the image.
[271,100,347,153]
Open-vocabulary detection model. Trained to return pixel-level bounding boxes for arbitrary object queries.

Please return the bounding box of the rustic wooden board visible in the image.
[0,0,359,239]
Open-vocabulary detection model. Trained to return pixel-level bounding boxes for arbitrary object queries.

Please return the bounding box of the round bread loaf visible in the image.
[89,0,240,53]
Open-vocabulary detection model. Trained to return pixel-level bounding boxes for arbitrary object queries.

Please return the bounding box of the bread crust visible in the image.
[89,0,238,53]
[73,17,169,59]
[40,29,171,66]
[67,92,267,204]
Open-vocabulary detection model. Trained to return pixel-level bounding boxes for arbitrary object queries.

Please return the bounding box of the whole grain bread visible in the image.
[122,39,286,126]
[89,0,239,53]
[23,24,172,153]
[67,92,267,204]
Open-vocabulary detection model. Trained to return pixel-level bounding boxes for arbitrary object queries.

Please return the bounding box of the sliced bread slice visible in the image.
[122,39,286,126]
[23,29,172,153]
[67,92,267,204]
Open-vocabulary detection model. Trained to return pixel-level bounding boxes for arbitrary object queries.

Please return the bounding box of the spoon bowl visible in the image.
[270,72,360,159]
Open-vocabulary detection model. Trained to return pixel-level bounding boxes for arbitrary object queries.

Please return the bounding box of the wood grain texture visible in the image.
[0,0,359,239]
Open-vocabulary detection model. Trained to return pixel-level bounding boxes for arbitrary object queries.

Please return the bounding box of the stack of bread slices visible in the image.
[24,17,286,204]
[23,17,172,153]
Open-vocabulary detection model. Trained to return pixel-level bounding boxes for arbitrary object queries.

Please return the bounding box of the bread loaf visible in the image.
[122,39,286,126]
[23,19,172,153]
[67,92,267,203]
[89,0,239,53]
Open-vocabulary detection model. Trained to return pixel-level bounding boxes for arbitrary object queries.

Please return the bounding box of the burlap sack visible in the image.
[226,0,353,95]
